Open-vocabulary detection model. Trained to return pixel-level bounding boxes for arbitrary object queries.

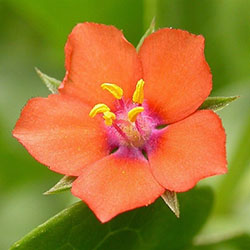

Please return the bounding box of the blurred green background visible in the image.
[0,0,250,249]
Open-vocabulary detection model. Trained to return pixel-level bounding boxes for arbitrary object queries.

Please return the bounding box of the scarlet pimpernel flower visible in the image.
[13,23,227,223]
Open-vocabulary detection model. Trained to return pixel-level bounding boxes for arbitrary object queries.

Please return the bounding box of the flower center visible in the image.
[89,79,158,150]
[112,104,153,148]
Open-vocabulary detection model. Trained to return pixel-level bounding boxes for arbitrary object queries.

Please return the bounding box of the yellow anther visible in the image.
[103,111,116,126]
[128,107,144,122]
[132,79,145,104]
[89,104,110,118]
[101,83,123,99]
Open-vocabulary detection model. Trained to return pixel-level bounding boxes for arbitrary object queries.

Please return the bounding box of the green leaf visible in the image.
[199,96,239,111]
[136,17,155,52]
[215,113,250,213]
[35,68,61,94]
[161,190,180,218]
[190,233,250,250]
[10,187,213,250]
[43,176,76,195]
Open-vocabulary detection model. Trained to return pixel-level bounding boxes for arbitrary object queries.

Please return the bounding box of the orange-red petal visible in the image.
[13,94,109,176]
[60,22,142,108]
[149,110,227,192]
[71,151,165,223]
[139,28,212,124]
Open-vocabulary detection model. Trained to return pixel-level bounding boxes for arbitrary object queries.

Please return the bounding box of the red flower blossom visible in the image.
[13,23,227,223]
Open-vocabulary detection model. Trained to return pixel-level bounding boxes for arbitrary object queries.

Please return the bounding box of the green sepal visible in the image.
[35,68,61,94]
[161,190,180,218]
[136,17,155,52]
[199,96,239,111]
[43,176,76,195]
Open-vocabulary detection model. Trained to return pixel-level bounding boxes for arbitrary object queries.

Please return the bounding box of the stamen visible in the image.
[89,104,110,118]
[132,79,145,104]
[112,122,129,142]
[101,83,123,99]
[135,120,144,138]
[103,111,116,126]
[128,107,144,122]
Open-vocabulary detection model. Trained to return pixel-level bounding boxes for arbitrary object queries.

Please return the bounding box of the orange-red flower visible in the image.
[13,23,227,223]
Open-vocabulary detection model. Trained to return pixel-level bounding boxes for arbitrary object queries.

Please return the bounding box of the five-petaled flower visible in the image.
[13,23,227,223]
